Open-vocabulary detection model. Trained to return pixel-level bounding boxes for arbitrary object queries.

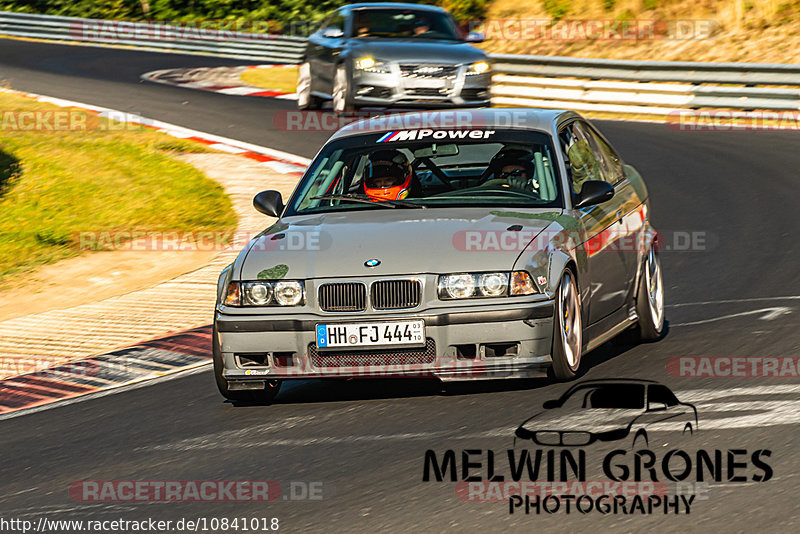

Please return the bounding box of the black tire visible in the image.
[332,64,355,112]
[632,245,665,342]
[212,325,281,403]
[296,62,322,110]
[551,269,583,380]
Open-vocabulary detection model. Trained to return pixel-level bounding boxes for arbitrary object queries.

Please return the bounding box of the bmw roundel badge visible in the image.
[364,258,381,268]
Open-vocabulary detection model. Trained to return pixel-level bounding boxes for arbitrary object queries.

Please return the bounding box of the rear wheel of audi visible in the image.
[212,325,281,403]
[296,62,322,110]
[551,269,582,380]
[332,64,355,112]
[633,245,665,342]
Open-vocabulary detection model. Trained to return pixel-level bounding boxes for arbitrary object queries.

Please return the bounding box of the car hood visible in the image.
[349,39,487,64]
[518,408,644,433]
[238,207,559,280]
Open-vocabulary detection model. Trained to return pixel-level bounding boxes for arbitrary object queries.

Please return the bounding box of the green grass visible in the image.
[0,92,237,286]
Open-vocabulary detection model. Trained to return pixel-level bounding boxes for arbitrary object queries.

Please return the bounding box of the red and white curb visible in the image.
[0,327,214,419]
[142,64,298,100]
[0,87,309,173]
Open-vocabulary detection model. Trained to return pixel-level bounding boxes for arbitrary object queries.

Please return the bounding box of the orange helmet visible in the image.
[364,149,412,201]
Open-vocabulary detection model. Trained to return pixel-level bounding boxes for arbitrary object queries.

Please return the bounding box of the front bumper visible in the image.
[351,67,491,107]
[216,299,554,383]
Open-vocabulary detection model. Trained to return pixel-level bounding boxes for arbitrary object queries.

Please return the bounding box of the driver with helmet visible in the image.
[363,149,416,201]
[489,148,538,192]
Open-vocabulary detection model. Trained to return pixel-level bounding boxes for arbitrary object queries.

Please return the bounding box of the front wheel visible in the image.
[632,245,665,341]
[551,270,583,380]
[296,62,322,110]
[212,326,281,403]
[332,64,355,112]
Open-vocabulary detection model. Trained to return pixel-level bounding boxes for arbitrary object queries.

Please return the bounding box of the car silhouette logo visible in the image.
[515,379,698,448]
[364,258,381,268]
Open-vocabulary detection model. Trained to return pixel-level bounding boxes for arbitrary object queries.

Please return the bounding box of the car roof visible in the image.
[346,3,446,12]
[329,108,578,141]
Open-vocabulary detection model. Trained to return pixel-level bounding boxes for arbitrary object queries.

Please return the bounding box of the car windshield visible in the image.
[285,129,563,215]
[560,384,646,409]
[352,9,462,41]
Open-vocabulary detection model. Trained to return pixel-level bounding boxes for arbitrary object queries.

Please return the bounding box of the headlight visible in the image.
[274,281,304,306]
[440,273,476,299]
[224,281,305,306]
[479,272,509,297]
[438,271,537,300]
[243,282,272,306]
[355,56,390,73]
[466,61,490,75]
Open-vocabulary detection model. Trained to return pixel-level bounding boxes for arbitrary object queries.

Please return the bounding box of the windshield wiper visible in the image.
[311,194,425,209]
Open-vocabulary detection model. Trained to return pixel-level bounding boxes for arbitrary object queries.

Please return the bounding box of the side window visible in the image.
[559,122,603,195]
[318,12,334,32]
[330,11,346,33]
[648,385,679,407]
[584,123,624,183]
[319,10,345,35]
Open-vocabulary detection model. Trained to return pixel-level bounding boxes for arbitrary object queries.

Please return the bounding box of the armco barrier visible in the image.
[2,11,799,112]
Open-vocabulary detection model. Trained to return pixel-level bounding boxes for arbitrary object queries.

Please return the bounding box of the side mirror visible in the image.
[253,190,284,217]
[322,28,344,39]
[574,180,614,209]
[465,31,485,43]
[542,399,560,409]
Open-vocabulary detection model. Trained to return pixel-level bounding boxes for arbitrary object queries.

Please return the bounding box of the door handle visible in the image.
[616,209,624,223]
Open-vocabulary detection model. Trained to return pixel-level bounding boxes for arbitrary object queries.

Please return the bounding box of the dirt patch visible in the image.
[0,249,217,322]
[481,0,800,64]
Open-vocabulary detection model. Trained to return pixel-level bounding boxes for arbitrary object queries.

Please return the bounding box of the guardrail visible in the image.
[490,54,800,113]
[2,10,800,113]
[0,11,306,63]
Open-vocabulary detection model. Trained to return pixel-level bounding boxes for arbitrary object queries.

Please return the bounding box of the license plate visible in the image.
[405,78,446,88]
[316,320,425,349]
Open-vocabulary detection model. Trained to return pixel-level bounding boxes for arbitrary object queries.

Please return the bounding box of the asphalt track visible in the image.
[1,38,799,533]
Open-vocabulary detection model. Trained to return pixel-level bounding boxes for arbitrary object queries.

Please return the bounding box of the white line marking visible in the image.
[666,296,800,308]
[671,306,792,327]
[677,384,800,401]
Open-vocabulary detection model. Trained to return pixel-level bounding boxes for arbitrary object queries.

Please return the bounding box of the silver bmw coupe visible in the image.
[213,109,665,401]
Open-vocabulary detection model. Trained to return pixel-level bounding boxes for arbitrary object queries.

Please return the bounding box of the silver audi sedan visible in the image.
[297,3,491,111]
[213,109,665,401]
